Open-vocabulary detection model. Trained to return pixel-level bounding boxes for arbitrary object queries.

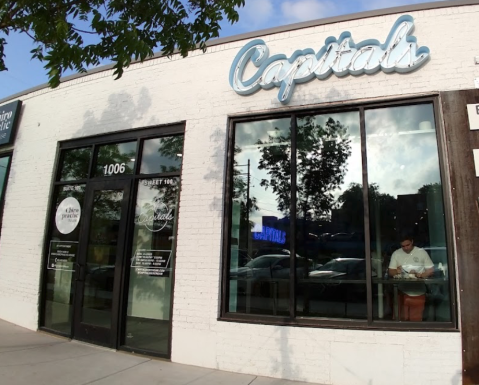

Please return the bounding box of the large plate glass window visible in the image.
[229,118,291,316]
[365,104,451,322]
[294,112,365,319]
[224,101,453,327]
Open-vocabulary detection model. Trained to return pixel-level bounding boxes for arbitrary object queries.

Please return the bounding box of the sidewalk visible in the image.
[0,319,321,385]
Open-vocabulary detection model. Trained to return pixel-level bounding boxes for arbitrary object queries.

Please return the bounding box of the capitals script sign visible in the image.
[229,15,430,104]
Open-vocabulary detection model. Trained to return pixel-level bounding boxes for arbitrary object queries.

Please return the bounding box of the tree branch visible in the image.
[72,26,96,34]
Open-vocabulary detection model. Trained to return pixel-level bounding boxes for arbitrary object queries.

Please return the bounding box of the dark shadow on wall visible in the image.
[275,326,302,382]
[202,127,228,314]
[76,88,152,138]
[451,370,462,385]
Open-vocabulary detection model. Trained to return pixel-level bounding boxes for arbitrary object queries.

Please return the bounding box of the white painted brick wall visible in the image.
[0,3,472,384]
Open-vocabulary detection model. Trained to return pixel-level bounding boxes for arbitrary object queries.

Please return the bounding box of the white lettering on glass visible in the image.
[229,15,430,104]
[55,197,81,234]
[135,201,174,232]
[142,179,175,186]
[103,163,126,175]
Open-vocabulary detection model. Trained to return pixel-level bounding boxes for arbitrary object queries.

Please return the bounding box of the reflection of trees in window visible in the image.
[90,191,124,246]
[156,136,184,173]
[337,182,445,250]
[256,128,291,215]
[97,144,136,175]
[338,183,397,241]
[257,117,351,219]
[93,190,123,221]
[233,146,259,217]
[338,183,396,231]
[134,181,180,234]
[60,148,92,180]
[418,182,442,196]
[233,147,259,251]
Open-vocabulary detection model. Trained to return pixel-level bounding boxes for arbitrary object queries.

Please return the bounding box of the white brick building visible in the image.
[1,1,479,384]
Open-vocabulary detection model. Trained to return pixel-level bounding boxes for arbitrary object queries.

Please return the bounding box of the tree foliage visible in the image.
[257,116,352,219]
[338,182,397,237]
[232,145,259,230]
[418,182,442,196]
[0,0,245,87]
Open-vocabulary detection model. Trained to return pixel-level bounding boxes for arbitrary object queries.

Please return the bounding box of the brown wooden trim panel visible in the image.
[441,89,479,385]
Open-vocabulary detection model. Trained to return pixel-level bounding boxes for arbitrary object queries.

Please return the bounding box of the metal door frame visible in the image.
[72,178,132,348]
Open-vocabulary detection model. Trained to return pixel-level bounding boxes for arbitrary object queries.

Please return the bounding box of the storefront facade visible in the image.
[1,1,479,384]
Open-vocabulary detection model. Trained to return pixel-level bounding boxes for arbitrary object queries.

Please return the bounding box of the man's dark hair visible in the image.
[399,233,414,243]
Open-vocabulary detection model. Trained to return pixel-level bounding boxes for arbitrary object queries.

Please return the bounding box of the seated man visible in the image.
[388,235,434,321]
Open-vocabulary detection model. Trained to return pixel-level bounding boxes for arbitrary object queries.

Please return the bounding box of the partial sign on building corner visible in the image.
[467,104,479,131]
[0,100,22,146]
[468,104,479,176]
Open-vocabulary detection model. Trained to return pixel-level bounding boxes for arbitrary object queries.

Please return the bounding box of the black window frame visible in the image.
[220,96,458,331]
[0,151,13,234]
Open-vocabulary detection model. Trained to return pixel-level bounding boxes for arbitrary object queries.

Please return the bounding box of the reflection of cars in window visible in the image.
[305,258,371,303]
[309,258,371,279]
[231,255,297,279]
[238,249,251,267]
[329,233,352,241]
[253,247,290,259]
[230,255,312,296]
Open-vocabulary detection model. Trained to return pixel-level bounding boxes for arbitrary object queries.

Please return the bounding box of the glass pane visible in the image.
[0,155,10,202]
[140,136,184,174]
[43,184,85,334]
[59,147,92,181]
[125,177,180,354]
[82,189,124,327]
[365,103,451,322]
[295,112,367,319]
[228,119,291,316]
[94,141,136,177]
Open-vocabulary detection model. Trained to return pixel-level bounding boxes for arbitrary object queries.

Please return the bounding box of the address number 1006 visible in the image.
[104,163,126,175]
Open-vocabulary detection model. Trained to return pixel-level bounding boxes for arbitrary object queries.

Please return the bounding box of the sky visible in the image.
[0,0,447,100]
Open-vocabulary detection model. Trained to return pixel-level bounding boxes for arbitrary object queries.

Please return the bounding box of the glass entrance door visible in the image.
[40,129,185,356]
[123,177,180,356]
[73,179,131,347]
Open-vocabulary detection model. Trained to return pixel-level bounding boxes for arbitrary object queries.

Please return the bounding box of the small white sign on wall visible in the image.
[467,104,479,130]
[473,149,479,177]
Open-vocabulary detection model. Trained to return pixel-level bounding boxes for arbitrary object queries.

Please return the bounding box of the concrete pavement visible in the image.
[0,319,323,385]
